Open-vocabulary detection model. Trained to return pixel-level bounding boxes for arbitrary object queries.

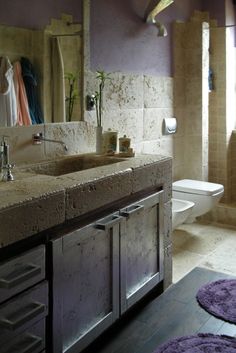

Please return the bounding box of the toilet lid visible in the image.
[173,179,224,196]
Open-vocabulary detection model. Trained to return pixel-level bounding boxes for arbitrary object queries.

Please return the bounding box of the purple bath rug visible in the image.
[153,333,236,353]
[196,279,236,324]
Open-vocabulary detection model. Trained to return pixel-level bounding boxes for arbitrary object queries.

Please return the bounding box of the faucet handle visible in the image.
[1,135,9,143]
[33,133,43,145]
[2,163,15,182]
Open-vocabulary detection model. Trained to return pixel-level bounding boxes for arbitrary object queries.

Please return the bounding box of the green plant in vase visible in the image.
[94,70,111,127]
[65,72,79,122]
[93,70,112,154]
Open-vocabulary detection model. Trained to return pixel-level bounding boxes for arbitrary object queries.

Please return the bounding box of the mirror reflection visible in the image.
[0,2,82,127]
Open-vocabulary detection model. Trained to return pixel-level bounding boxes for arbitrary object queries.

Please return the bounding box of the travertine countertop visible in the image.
[0,154,172,248]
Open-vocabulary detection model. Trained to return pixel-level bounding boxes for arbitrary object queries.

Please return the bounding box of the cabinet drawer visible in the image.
[1,316,46,353]
[0,245,45,303]
[0,281,48,345]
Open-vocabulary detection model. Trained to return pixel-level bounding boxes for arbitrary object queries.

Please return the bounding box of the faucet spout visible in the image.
[33,133,68,151]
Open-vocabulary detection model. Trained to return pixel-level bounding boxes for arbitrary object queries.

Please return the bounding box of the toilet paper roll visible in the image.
[163,117,177,135]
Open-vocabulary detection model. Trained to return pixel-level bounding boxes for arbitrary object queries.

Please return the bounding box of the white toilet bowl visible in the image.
[172,179,224,223]
[172,198,195,230]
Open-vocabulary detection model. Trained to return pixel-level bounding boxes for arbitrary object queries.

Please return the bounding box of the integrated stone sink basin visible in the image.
[18,154,126,177]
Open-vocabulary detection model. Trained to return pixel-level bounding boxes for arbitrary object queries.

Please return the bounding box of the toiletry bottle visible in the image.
[119,135,131,153]
[103,128,118,154]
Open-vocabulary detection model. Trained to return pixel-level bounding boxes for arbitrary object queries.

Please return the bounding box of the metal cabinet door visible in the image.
[51,213,122,353]
[120,190,164,314]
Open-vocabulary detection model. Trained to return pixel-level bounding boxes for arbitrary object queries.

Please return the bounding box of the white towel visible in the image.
[0,56,17,127]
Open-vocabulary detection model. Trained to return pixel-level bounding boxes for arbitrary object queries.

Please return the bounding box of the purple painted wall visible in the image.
[202,0,225,26]
[1,1,233,77]
[90,0,230,76]
[0,0,82,29]
[90,0,203,76]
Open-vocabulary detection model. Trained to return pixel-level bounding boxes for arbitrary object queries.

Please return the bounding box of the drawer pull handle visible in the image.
[120,204,144,217]
[4,333,42,353]
[95,215,123,230]
[0,263,41,289]
[0,302,45,330]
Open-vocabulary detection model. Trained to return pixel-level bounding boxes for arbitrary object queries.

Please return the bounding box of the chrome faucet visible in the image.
[32,133,68,151]
[0,136,14,181]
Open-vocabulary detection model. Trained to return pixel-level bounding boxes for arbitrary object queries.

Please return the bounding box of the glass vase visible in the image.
[96,126,103,154]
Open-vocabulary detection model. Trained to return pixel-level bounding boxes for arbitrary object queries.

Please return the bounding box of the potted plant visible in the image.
[65,72,79,122]
[93,70,111,153]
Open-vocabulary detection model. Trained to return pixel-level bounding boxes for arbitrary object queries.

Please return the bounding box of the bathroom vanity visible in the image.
[0,154,172,353]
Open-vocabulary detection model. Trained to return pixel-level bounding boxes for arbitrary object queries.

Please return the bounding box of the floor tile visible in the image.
[173,222,236,281]
[172,249,205,283]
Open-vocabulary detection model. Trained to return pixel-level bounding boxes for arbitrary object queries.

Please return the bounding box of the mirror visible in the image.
[0,0,83,126]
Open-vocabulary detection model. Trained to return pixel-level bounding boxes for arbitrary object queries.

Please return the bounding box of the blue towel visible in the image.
[208,68,214,92]
[20,57,44,124]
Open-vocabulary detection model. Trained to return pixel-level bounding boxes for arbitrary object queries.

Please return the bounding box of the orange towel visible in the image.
[13,61,32,126]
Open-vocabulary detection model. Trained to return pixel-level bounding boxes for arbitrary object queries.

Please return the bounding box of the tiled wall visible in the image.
[208,24,236,203]
[230,131,236,201]
[173,10,236,206]
[0,72,176,168]
[85,71,176,157]
[0,122,95,165]
[173,11,210,182]
[208,26,229,200]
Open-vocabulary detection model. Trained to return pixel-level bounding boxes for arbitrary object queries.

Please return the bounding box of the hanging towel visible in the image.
[13,61,32,126]
[0,56,17,127]
[20,57,44,124]
[51,37,66,122]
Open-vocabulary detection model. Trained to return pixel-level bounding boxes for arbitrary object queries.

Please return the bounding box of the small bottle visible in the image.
[119,135,131,153]
[102,128,118,154]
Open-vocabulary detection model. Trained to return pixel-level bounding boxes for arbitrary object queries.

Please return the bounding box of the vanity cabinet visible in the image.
[119,191,164,314]
[51,214,121,353]
[0,245,48,353]
[51,190,164,353]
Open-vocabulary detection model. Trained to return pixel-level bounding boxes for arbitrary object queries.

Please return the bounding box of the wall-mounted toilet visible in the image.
[172,179,224,224]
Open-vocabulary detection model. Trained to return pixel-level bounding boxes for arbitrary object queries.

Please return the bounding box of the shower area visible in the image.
[173,9,236,226]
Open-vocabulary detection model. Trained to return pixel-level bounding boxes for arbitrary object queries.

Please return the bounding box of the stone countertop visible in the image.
[0,154,172,248]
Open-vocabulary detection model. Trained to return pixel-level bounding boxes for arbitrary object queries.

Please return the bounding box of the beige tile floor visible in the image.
[172,221,236,283]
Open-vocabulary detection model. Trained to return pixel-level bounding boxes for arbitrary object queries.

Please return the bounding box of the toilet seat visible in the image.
[173,179,224,196]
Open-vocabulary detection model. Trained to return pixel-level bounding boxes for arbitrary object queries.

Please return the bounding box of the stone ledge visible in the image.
[0,154,172,248]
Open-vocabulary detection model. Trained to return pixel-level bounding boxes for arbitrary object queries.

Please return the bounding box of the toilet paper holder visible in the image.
[162,117,177,135]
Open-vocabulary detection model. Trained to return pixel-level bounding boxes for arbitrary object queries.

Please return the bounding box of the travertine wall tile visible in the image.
[0,73,176,178]
[106,73,144,110]
[144,76,173,109]
[44,122,95,158]
[141,140,161,155]
[143,108,174,140]
[203,203,236,227]
[102,109,143,145]
[0,125,46,165]
[174,18,209,182]
[173,22,188,50]
[85,70,144,110]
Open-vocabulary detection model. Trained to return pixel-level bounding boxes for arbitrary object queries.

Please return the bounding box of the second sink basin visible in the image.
[18,154,126,177]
